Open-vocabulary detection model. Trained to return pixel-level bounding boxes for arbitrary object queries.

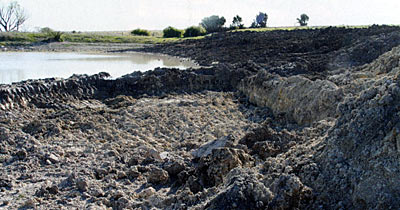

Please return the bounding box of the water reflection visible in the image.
[0,52,197,84]
[0,68,25,84]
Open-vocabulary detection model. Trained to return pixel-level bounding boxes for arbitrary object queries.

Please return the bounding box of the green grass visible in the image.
[3,24,395,45]
[0,32,48,42]
[0,31,205,45]
[232,24,399,33]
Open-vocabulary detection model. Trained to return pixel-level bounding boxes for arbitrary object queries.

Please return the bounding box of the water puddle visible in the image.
[0,52,197,84]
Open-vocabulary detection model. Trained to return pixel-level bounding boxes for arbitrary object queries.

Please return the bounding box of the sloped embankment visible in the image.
[1,26,400,209]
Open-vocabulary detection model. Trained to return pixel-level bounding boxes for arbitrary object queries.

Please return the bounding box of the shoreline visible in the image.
[0,42,150,53]
[1,41,198,62]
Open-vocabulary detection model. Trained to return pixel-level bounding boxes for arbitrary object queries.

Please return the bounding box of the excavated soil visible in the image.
[2,26,400,209]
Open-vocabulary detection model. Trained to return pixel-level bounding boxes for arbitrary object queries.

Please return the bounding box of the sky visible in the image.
[11,0,400,31]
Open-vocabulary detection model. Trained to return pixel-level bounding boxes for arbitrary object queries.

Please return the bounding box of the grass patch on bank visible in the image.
[0,32,48,42]
[0,31,205,45]
[233,25,400,33]
[3,25,394,45]
[62,33,177,44]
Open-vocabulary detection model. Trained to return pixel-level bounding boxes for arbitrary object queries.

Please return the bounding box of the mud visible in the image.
[2,26,400,209]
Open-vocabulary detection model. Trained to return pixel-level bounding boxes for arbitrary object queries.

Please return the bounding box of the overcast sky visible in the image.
[14,0,400,31]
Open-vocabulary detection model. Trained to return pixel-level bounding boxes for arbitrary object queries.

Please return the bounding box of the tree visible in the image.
[0,1,27,32]
[200,15,226,33]
[230,15,244,29]
[297,14,309,26]
[250,20,257,28]
[256,12,268,27]
[250,12,268,28]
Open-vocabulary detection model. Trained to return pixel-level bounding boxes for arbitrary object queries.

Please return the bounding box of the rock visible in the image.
[96,168,109,179]
[90,186,105,198]
[117,171,127,179]
[145,148,161,160]
[197,147,253,187]
[139,187,156,199]
[206,169,273,210]
[0,145,8,154]
[0,178,12,189]
[268,173,313,209]
[115,197,130,210]
[127,155,141,166]
[192,135,236,159]
[86,204,108,210]
[127,166,141,179]
[76,177,88,192]
[163,160,186,177]
[47,153,59,164]
[22,199,36,208]
[15,149,27,160]
[159,151,170,160]
[35,185,59,197]
[47,185,59,195]
[239,121,302,159]
[207,168,312,210]
[146,165,169,184]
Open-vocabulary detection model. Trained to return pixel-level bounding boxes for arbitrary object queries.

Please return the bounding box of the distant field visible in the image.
[233,25,372,32]
[233,24,400,32]
[1,25,398,46]
[80,30,163,37]
[0,30,203,45]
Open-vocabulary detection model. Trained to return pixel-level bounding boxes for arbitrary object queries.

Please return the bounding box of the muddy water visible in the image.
[0,52,196,84]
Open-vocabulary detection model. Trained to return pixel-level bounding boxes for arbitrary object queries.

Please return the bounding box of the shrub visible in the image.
[230,15,244,30]
[131,28,151,36]
[163,26,183,38]
[40,27,64,42]
[183,26,206,37]
[40,27,53,34]
[200,15,226,33]
[48,31,64,42]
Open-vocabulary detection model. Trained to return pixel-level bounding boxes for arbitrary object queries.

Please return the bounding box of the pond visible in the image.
[0,52,197,84]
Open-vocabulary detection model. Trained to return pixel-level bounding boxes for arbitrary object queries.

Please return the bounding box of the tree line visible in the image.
[134,12,310,38]
[0,1,310,39]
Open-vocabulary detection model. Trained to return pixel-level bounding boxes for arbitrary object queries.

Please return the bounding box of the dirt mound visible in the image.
[140,25,400,78]
[2,26,400,209]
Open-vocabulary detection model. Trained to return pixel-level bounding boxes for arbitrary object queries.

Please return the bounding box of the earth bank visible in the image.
[1,26,400,209]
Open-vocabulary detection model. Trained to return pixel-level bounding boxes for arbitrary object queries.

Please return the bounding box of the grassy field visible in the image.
[232,25,374,32]
[1,25,397,46]
[0,31,205,45]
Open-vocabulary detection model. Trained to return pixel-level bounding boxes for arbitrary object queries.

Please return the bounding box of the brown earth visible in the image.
[1,25,400,209]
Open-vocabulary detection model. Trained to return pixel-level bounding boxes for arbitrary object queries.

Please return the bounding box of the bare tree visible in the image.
[0,1,27,32]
